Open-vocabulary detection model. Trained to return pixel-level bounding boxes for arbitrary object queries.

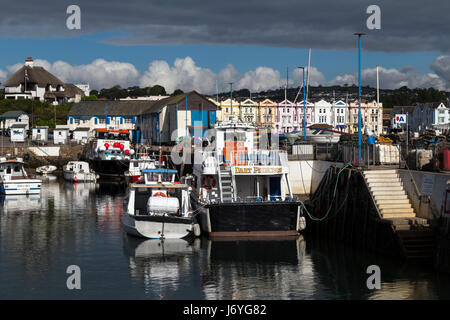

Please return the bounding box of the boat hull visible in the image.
[122,213,196,239]
[0,179,41,195]
[193,199,301,239]
[63,170,97,182]
[89,159,129,180]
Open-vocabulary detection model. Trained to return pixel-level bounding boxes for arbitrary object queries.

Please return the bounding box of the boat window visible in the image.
[14,166,20,172]
[6,166,11,174]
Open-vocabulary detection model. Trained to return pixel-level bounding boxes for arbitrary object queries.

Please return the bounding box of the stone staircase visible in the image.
[363,169,435,263]
[363,169,430,230]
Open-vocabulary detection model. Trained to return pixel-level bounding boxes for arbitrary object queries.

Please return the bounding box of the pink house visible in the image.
[294,100,314,130]
[276,99,296,133]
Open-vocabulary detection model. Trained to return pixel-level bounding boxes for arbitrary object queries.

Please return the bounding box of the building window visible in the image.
[125,118,133,124]
[99,118,105,124]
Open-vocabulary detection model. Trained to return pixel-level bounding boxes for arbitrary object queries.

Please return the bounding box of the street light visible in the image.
[354,32,366,165]
[297,67,306,140]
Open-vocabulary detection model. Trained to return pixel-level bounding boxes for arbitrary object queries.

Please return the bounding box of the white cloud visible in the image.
[328,66,447,90]
[140,57,286,94]
[7,59,141,89]
[292,66,325,87]
[0,69,7,85]
[431,55,450,85]
[140,57,216,94]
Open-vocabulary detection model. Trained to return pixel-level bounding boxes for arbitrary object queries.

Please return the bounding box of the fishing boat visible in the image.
[122,168,201,239]
[63,161,98,182]
[81,128,134,180]
[307,124,341,144]
[0,155,42,195]
[188,116,304,239]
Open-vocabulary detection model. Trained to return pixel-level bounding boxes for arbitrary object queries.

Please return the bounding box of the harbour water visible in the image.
[1,177,450,300]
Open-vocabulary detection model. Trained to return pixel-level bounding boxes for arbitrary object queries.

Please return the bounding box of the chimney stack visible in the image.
[25,57,34,67]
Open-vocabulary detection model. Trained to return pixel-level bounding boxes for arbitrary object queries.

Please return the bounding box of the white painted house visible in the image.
[10,123,27,142]
[0,110,29,132]
[4,57,86,105]
[314,99,332,125]
[412,102,450,133]
[32,126,49,142]
[72,127,90,143]
[54,125,70,144]
[331,100,348,131]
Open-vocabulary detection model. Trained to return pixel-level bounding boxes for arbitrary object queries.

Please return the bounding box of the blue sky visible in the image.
[0,33,441,80]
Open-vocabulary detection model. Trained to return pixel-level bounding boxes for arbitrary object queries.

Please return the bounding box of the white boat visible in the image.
[188,116,303,239]
[0,156,42,195]
[124,155,158,183]
[122,168,201,239]
[36,165,57,175]
[63,161,98,182]
[307,126,341,144]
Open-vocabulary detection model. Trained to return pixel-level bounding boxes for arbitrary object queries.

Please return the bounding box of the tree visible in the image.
[81,95,98,101]
[149,85,166,96]
[173,89,184,96]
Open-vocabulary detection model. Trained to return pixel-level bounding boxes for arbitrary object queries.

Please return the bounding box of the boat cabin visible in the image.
[0,157,28,179]
[65,161,90,173]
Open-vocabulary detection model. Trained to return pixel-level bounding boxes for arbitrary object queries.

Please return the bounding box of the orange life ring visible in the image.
[201,175,216,190]
[153,192,166,197]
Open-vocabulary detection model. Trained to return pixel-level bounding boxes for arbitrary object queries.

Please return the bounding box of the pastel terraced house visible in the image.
[220,98,240,122]
[276,99,296,133]
[239,99,259,125]
[365,100,383,135]
[332,100,348,132]
[258,99,277,128]
[314,99,333,125]
[294,100,314,130]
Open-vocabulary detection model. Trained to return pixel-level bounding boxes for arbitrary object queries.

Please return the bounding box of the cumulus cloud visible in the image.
[139,57,216,94]
[3,56,450,93]
[430,55,450,83]
[140,57,286,94]
[328,66,447,90]
[7,59,140,89]
[0,69,7,85]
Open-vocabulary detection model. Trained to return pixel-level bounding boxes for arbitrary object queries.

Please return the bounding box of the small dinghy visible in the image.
[36,165,57,175]
[122,168,201,239]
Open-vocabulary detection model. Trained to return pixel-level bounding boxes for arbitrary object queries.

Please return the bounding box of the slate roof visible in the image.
[0,110,27,118]
[68,91,217,116]
[68,100,156,116]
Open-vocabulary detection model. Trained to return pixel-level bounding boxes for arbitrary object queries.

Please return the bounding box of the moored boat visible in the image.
[36,165,57,175]
[81,128,135,180]
[0,155,42,195]
[124,154,159,183]
[188,117,304,239]
[122,168,200,239]
[63,161,98,182]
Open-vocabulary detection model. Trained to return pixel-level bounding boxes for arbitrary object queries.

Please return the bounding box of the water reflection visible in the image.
[123,236,201,299]
[1,179,450,299]
[200,237,308,300]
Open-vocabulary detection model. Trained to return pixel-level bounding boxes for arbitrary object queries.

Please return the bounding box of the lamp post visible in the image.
[229,82,233,121]
[354,32,366,165]
[298,66,306,140]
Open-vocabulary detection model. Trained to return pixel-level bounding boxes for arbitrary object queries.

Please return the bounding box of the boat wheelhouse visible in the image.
[122,168,200,239]
[189,117,303,238]
[0,156,41,195]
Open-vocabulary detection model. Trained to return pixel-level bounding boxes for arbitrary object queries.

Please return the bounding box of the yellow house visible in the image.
[239,98,259,125]
[258,99,277,128]
[220,98,240,122]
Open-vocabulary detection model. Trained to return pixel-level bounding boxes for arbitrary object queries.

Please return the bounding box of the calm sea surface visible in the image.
[1,177,450,300]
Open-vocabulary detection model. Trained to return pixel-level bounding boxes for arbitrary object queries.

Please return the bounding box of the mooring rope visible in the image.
[300,162,353,222]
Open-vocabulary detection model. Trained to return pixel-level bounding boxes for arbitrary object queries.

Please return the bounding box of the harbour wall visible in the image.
[398,170,449,220]
[288,160,344,195]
